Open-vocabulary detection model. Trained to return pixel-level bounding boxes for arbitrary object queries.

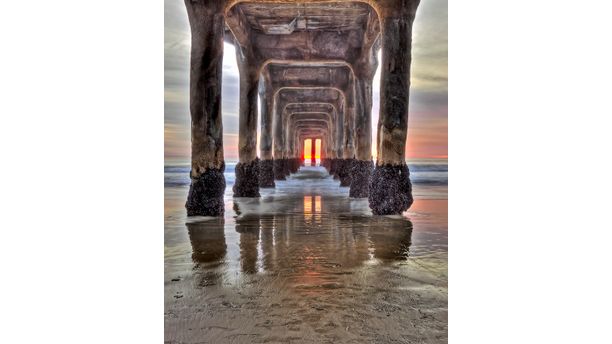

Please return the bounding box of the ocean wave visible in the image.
[165,163,446,173]
[165,171,446,188]
[409,179,448,186]
[407,164,448,172]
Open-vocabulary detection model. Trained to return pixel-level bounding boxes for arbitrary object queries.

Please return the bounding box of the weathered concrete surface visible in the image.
[350,159,373,198]
[226,2,378,64]
[273,158,286,180]
[185,0,226,216]
[233,158,261,197]
[283,157,292,176]
[258,159,275,188]
[233,42,261,198]
[185,165,226,217]
[235,45,259,164]
[258,76,274,160]
[289,158,300,173]
[369,1,419,213]
[369,163,414,215]
[330,158,339,179]
[375,1,418,165]
[310,137,317,165]
[336,158,354,187]
[321,158,330,171]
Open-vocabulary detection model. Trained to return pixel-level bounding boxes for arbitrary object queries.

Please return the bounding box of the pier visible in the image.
[183,0,420,216]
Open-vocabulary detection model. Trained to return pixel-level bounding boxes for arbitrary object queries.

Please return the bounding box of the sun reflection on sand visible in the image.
[303,195,322,224]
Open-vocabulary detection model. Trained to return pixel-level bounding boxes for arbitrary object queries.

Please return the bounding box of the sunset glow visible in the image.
[303,139,321,160]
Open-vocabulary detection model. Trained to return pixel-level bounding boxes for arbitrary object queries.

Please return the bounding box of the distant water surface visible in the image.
[164,160,448,199]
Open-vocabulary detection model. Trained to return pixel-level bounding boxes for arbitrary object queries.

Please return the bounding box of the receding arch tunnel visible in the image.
[184,0,419,216]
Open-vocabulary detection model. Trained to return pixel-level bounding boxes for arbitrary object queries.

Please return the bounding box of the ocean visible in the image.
[164,159,447,199]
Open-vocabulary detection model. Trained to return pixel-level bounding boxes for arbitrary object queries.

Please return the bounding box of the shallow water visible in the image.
[165,166,447,343]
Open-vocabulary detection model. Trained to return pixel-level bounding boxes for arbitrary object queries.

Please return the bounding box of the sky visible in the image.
[164,0,447,164]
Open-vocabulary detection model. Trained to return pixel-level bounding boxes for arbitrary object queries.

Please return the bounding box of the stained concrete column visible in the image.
[369,1,419,215]
[286,126,299,173]
[344,87,356,161]
[184,0,226,216]
[280,115,290,177]
[282,109,295,176]
[272,98,286,181]
[311,138,317,166]
[258,76,275,188]
[288,127,296,171]
[333,107,344,180]
[337,86,355,186]
[298,138,304,165]
[350,49,378,198]
[233,46,260,197]
[320,138,326,168]
[292,128,300,172]
[328,129,338,176]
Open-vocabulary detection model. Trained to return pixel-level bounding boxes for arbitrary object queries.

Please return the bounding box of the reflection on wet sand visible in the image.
[187,219,226,266]
[166,167,447,343]
[186,219,226,288]
[186,217,413,277]
[226,211,413,287]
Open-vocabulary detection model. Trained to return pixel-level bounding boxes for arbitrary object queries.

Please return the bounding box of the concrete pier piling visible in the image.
[184,0,420,216]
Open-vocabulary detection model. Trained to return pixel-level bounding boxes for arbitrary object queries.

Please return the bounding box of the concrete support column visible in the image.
[320,138,326,160]
[297,137,304,165]
[184,0,226,216]
[286,129,298,173]
[292,133,300,172]
[350,69,377,197]
[233,46,260,197]
[369,3,418,215]
[337,89,355,186]
[310,138,316,166]
[258,77,275,188]
[273,99,286,181]
[282,141,291,177]
[325,135,333,172]
[293,126,301,172]
[282,110,294,176]
[333,108,344,181]
[291,124,297,173]
[326,132,336,175]
[320,138,327,169]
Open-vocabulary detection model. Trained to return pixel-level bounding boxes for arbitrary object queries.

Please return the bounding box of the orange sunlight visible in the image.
[303,139,321,159]
[303,139,312,159]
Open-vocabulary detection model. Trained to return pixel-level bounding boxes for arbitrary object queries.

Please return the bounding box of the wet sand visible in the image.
[165,166,447,343]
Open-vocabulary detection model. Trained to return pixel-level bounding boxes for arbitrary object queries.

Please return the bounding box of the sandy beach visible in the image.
[165,166,447,343]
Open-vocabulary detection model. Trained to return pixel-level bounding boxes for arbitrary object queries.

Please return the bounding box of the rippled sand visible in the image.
[165,167,447,343]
